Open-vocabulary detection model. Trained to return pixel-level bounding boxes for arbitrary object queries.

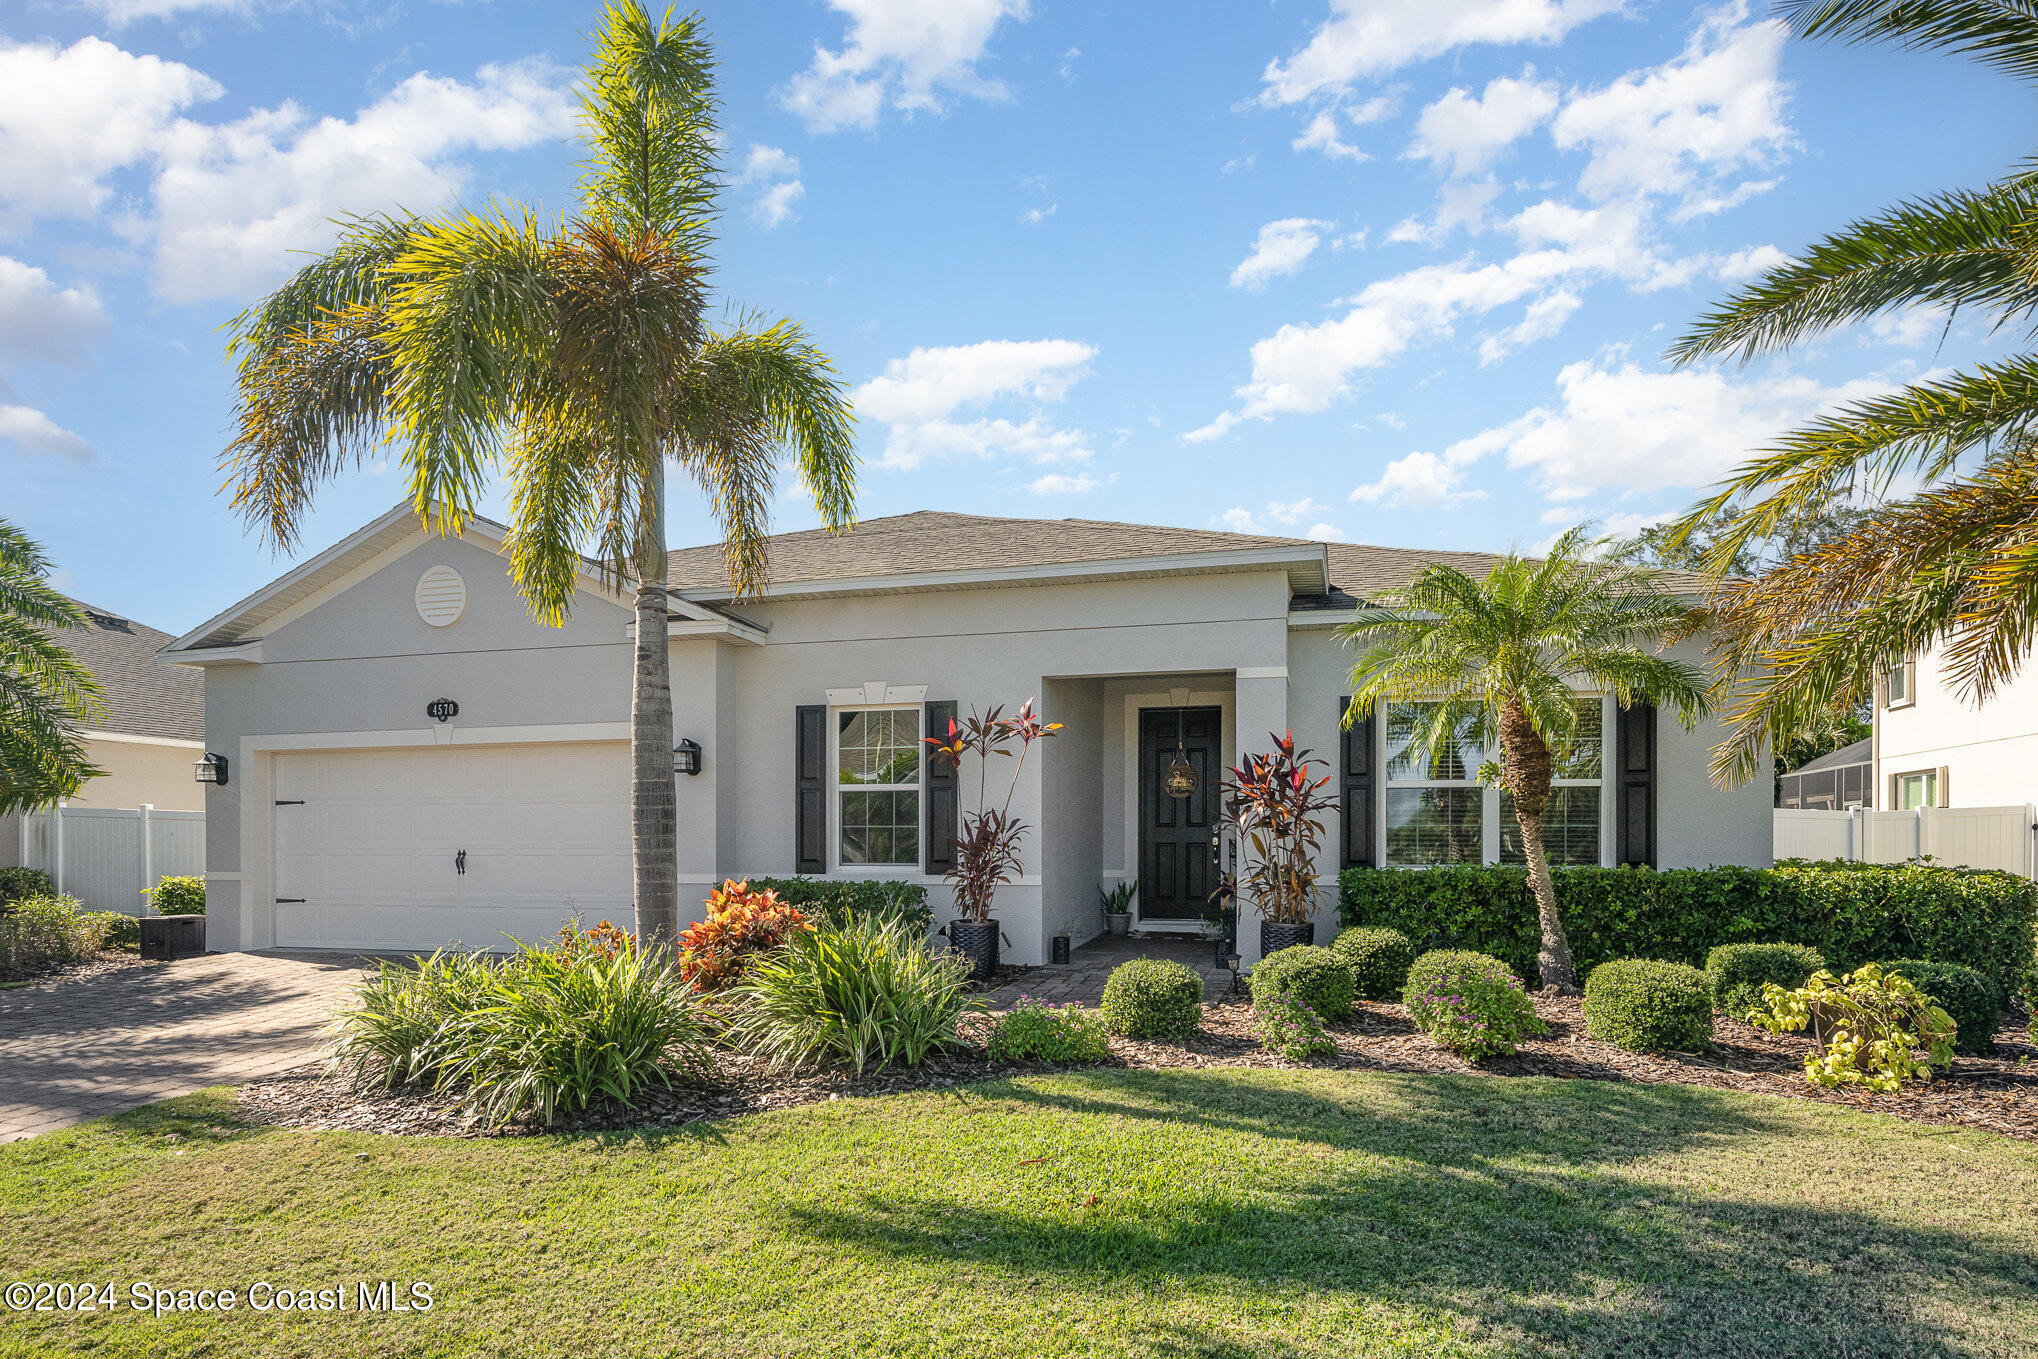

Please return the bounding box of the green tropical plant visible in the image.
[724,917,978,1075]
[1341,529,1709,990]
[0,520,102,815]
[1666,1,2038,785]
[219,4,856,945]
[142,875,205,916]
[1099,881,1137,916]
[1749,963,1956,1092]
[987,997,1112,1064]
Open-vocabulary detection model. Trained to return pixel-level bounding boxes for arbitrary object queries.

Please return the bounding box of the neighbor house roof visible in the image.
[57,599,204,742]
[666,510,1714,607]
[1783,737,1872,777]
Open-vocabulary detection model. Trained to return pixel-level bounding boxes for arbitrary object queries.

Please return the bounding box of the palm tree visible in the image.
[1667,0,2038,786]
[220,4,856,944]
[1340,529,1709,992]
[0,519,102,815]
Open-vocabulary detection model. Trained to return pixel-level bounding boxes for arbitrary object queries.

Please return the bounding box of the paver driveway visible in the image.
[0,951,367,1143]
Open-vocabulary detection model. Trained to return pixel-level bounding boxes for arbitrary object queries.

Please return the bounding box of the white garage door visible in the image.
[273,742,632,952]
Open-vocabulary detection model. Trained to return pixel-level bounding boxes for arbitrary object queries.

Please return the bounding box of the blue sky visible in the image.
[2,0,2031,633]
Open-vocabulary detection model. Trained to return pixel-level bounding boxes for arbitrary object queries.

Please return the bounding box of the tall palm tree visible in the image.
[0,519,103,815]
[221,4,856,943]
[1667,0,2038,785]
[1340,529,1709,991]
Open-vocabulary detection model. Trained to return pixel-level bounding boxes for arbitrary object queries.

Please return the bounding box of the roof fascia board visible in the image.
[680,544,1330,604]
[161,640,264,667]
[77,729,206,749]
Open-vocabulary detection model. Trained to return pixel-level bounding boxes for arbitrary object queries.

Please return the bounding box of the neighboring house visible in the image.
[1874,649,2038,810]
[162,506,1772,964]
[1776,738,1873,810]
[0,600,205,871]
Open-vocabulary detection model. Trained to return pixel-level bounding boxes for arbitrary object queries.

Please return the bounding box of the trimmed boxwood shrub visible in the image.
[1403,950,1545,1059]
[1250,944,1355,1021]
[1339,861,2036,993]
[1583,959,1713,1052]
[1100,958,1203,1039]
[1706,942,1824,1020]
[1331,926,1416,1001]
[1881,958,2000,1056]
[744,877,932,936]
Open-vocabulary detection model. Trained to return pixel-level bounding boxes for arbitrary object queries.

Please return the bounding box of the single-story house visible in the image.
[1776,737,1873,810]
[2,598,205,872]
[162,506,1771,964]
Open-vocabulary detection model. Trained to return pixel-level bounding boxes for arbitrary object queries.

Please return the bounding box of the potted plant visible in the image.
[1219,731,1336,956]
[1100,881,1135,936]
[139,874,207,960]
[924,698,1064,982]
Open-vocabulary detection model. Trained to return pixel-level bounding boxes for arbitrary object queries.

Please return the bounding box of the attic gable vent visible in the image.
[414,565,467,628]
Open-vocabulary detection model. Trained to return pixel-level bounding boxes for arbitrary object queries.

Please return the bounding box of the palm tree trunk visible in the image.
[631,477,678,947]
[1498,696,1577,993]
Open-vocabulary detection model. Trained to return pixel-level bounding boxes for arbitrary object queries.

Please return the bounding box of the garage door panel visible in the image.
[273,742,632,952]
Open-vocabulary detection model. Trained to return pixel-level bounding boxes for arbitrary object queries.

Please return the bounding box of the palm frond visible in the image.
[580,1,721,248]
[1781,0,2038,86]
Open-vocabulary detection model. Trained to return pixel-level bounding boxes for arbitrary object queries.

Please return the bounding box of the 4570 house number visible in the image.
[5,1280,436,1315]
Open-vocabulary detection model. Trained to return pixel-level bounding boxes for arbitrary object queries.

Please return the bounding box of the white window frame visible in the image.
[829,703,926,872]
[1380,694,1614,868]
[1894,769,1939,810]
[1884,661,1915,709]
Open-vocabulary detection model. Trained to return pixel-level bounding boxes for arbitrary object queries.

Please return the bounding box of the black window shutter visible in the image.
[794,704,827,874]
[1339,697,1376,869]
[924,700,958,875]
[1615,702,1657,868]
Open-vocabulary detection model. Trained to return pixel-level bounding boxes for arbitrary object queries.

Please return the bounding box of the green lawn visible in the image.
[3,1070,2035,1358]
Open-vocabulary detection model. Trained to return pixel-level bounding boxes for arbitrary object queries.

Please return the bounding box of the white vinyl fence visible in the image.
[1774,804,2036,877]
[16,803,206,914]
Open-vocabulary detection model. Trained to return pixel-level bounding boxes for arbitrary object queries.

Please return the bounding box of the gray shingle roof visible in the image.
[1784,737,1872,776]
[666,510,1715,604]
[55,599,204,742]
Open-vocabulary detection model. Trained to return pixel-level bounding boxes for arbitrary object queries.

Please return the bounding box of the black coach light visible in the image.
[673,739,703,777]
[193,752,228,786]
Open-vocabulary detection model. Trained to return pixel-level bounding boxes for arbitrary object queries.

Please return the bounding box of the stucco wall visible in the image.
[69,738,206,812]
[1877,643,2038,808]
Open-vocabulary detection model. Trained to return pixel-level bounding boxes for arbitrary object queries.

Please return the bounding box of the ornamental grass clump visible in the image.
[1252,995,1337,1062]
[1331,926,1415,1001]
[1249,944,1355,1021]
[1583,958,1713,1053]
[1403,950,1546,1060]
[1099,958,1204,1040]
[725,917,977,1075]
[987,997,1111,1064]
[1748,964,1955,1093]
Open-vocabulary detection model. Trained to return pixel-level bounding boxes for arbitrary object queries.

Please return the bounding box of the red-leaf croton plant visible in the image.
[1221,731,1338,926]
[923,699,1064,924]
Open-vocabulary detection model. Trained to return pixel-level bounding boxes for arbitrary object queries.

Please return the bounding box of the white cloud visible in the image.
[75,0,254,21]
[1713,243,1789,280]
[779,0,1030,133]
[1216,507,1264,533]
[1020,203,1057,225]
[1230,218,1332,289]
[1265,496,1328,524]
[1349,441,1495,508]
[149,60,576,302]
[1222,153,1257,174]
[1058,47,1081,82]
[0,405,92,464]
[1383,177,1499,244]
[1305,522,1347,541]
[853,338,1096,470]
[735,144,805,228]
[1551,7,1792,218]
[0,36,220,226]
[1028,471,1101,494]
[1408,73,1558,176]
[1215,498,1337,533]
[1261,0,1624,105]
[1477,289,1581,363]
[0,258,107,365]
[1289,94,1397,162]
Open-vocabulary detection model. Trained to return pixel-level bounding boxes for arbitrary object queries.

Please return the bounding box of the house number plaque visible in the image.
[426,698,460,723]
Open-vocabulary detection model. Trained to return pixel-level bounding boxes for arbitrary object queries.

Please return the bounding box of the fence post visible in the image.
[139,803,154,915]
[51,801,65,897]
[1849,806,1864,863]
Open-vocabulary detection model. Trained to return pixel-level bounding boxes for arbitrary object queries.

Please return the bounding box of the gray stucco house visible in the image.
[162,505,1771,965]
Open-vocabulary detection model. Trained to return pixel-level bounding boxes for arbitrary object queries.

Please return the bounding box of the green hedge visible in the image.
[1339,861,2037,992]
[744,878,932,937]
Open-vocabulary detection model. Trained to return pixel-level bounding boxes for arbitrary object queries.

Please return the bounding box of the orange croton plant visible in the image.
[677,879,814,990]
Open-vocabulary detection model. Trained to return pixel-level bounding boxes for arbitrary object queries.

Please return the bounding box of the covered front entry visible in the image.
[1136,706,1221,926]
[270,741,632,951]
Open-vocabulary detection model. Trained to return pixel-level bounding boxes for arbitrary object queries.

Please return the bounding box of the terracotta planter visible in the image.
[1258,920,1315,955]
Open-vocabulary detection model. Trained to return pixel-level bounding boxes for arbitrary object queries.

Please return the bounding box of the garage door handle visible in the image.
[455,850,466,875]
[275,897,306,904]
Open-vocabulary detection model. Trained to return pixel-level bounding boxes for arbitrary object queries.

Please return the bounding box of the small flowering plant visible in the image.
[555,917,637,961]
[987,995,1111,1063]
[1251,995,1337,1062]
[1403,950,1546,1060]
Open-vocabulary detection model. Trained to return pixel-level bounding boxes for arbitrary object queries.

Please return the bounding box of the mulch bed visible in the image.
[234,993,2038,1141]
[0,951,155,989]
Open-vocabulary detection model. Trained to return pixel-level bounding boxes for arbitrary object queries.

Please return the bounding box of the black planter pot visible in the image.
[140,913,205,960]
[947,919,1001,983]
[1258,920,1315,955]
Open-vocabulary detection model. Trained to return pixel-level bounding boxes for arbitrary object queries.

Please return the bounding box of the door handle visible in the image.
[455,850,467,876]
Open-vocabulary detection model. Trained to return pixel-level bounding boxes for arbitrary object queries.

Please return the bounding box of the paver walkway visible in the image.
[0,951,368,1143]
[983,933,1239,1009]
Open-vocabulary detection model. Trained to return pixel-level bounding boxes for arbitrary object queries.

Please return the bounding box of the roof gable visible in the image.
[55,599,203,742]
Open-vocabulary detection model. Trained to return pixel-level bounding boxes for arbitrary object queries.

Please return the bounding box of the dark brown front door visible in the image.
[1138,706,1221,922]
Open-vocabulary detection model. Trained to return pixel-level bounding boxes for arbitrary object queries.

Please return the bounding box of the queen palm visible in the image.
[1668,0,2038,785]
[1341,530,1708,992]
[0,519,103,815]
[221,4,856,944]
